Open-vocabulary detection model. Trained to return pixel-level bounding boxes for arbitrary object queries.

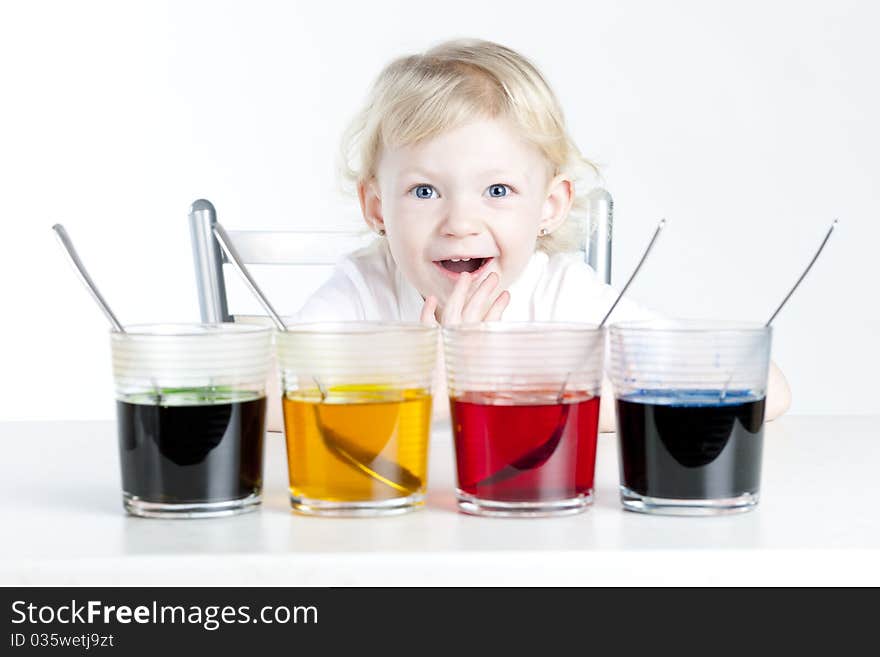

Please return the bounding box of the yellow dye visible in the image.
[282,386,432,502]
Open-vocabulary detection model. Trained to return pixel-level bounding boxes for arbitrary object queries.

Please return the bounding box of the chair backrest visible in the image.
[188,191,613,323]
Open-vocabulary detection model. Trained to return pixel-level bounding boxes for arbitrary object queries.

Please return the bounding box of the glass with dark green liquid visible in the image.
[111,324,272,518]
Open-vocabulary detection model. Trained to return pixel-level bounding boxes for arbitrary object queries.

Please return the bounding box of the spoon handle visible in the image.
[212,223,288,332]
[598,218,666,328]
[52,224,125,333]
[765,220,838,327]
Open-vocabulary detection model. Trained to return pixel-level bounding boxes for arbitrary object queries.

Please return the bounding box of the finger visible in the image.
[484,290,510,322]
[441,272,472,325]
[461,272,499,322]
[464,270,497,305]
[420,296,439,325]
[463,273,502,322]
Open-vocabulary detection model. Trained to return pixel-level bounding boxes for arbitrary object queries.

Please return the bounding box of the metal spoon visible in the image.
[598,218,666,328]
[476,219,667,489]
[52,224,125,333]
[553,218,667,403]
[214,222,418,492]
[472,404,571,489]
[765,219,837,327]
[720,219,838,399]
[212,223,288,332]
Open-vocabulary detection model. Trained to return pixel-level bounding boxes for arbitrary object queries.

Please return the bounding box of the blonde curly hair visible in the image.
[340,39,599,254]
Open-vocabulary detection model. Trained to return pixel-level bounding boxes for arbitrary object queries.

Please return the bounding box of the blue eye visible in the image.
[486,184,511,198]
[411,184,438,199]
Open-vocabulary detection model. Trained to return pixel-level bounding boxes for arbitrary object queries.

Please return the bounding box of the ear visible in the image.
[358,179,385,233]
[537,174,574,235]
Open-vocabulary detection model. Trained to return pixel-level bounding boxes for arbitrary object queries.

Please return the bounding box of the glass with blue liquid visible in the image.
[608,320,771,515]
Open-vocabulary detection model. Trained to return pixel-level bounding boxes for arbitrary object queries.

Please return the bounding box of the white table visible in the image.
[2,416,878,586]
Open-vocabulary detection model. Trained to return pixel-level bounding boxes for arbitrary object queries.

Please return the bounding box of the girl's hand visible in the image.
[420,295,439,326]
[438,271,510,326]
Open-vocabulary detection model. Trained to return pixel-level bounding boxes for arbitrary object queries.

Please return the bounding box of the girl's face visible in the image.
[361,117,573,306]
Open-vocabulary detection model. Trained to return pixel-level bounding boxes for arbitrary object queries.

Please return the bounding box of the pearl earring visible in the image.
[539,228,549,236]
[377,228,386,236]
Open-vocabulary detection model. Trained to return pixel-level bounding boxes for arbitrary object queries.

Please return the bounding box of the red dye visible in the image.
[451,391,600,502]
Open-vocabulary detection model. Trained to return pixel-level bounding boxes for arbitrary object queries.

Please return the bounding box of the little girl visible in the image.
[293,38,791,427]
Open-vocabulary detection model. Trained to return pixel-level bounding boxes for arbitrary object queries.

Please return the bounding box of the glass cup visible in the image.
[444,323,605,517]
[608,320,772,516]
[111,323,273,518]
[277,322,437,516]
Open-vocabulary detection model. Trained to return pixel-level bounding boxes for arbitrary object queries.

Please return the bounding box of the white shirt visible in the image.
[295,238,658,324]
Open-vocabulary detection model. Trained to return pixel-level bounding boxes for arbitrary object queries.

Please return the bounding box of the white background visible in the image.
[1,0,877,420]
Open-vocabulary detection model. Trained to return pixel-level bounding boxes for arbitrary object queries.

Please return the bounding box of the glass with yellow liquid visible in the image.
[277,323,438,516]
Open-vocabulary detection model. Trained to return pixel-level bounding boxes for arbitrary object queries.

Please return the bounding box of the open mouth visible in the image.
[434,257,493,278]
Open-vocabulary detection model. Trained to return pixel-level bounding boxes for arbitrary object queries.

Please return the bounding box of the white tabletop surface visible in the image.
[2,416,879,586]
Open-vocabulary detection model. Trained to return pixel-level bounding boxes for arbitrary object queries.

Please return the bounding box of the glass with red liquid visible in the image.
[444,323,604,517]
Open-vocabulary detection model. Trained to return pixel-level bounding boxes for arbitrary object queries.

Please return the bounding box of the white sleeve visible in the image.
[293,267,367,322]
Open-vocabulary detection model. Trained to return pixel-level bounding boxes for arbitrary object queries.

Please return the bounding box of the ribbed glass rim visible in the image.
[444,321,600,336]
[113,323,272,338]
[278,321,436,336]
[609,319,771,334]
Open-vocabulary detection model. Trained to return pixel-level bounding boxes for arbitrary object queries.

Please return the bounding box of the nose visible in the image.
[439,198,482,238]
